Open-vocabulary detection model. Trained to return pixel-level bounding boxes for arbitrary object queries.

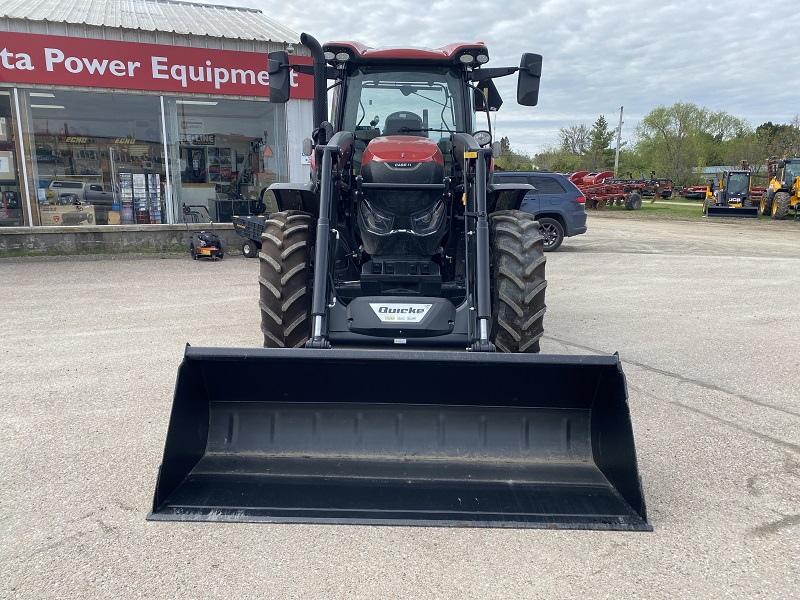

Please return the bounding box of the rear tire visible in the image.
[761,192,774,216]
[259,211,312,348]
[489,211,546,354]
[536,217,564,252]
[772,191,791,220]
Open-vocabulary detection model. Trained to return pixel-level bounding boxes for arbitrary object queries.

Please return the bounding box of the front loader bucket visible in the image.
[707,205,759,218]
[148,347,650,531]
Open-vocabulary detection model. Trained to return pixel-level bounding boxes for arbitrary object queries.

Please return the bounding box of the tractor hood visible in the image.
[363,137,444,169]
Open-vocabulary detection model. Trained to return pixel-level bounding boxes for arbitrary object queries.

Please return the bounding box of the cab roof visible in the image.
[322,41,489,66]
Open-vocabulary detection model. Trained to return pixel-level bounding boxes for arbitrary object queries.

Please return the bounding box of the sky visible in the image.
[221,0,800,157]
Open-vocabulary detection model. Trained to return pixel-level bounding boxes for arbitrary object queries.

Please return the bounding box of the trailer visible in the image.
[232,214,268,258]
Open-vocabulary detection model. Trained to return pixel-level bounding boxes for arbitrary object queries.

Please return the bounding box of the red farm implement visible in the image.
[569,171,646,210]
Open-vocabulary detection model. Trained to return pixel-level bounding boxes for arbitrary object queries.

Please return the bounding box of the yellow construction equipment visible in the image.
[761,157,800,219]
[703,165,759,218]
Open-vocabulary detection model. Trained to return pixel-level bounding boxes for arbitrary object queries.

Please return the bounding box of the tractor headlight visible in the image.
[473,130,492,146]
[411,200,445,235]
[360,198,394,234]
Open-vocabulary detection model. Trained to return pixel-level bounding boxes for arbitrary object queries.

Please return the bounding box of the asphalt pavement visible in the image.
[1,212,798,599]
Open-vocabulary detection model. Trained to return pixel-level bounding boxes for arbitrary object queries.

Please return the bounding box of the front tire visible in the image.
[489,211,547,354]
[772,191,791,220]
[259,211,312,348]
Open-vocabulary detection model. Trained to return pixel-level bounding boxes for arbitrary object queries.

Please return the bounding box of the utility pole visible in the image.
[613,106,624,177]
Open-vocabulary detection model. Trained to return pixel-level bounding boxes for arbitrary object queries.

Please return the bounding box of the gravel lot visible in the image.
[1,213,798,599]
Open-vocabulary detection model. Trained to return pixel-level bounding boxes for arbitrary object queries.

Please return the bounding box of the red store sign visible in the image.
[0,31,313,98]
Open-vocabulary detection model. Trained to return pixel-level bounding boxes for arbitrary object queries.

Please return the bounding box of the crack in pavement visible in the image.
[543,335,800,419]
[661,400,800,455]
[748,514,800,538]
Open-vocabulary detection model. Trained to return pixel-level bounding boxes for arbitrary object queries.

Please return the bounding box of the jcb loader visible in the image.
[149,34,650,531]
[704,169,759,218]
[761,157,800,219]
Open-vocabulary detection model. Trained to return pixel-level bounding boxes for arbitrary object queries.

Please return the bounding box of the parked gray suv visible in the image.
[493,171,587,251]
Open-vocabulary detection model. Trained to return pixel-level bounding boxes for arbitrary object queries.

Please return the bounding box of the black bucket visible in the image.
[148,347,650,531]
[707,206,759,218]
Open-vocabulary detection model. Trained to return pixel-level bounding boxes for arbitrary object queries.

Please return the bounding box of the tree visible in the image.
[755,120,800,158]
[586,115,616,169]
[635,102,705,183]
[533,145,582,173]
[558,124,590,156]
[634,102,749,184]
[495,136,535,171]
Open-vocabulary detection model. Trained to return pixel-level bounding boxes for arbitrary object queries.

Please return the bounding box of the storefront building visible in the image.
[0,0,313,231]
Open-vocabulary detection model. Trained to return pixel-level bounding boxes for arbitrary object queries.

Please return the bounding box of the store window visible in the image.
[165,98,286,223]
[0,91,22,227]
[24,90,165,226]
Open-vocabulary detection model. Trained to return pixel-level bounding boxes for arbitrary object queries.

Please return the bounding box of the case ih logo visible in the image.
[370,303,432,323]
[392,162,414,168]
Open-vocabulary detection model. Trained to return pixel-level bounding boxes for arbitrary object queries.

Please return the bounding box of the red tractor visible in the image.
[148,34,649,532]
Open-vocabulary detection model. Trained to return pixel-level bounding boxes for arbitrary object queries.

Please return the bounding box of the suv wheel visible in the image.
[537,217,564,252]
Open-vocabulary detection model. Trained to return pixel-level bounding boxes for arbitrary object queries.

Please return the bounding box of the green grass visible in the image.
[590,199,702,219]
[591,198,800,222]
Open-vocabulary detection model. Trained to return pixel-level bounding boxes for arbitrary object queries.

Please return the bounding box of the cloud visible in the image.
[229,0,800,157]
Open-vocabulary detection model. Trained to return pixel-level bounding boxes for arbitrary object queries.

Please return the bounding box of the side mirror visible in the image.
[267,51,290,104]
[517,53,542,106]
[492,141,502,159]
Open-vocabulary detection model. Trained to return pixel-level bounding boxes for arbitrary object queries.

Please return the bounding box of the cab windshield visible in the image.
[339,67,470,142]
[726,173,749,196]
[783,161,800,184]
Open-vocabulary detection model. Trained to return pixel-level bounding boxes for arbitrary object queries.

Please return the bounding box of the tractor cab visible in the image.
[722,170,751,201]
[779,159,800,186]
